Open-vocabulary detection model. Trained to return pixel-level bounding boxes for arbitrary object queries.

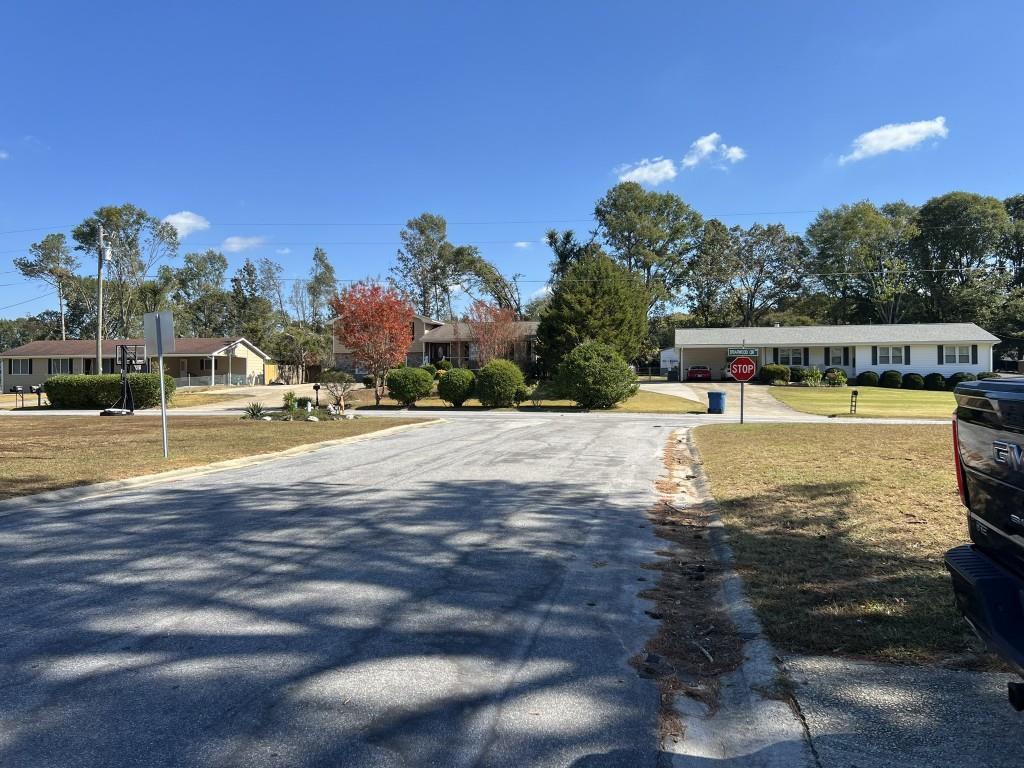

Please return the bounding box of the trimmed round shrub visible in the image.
[361,374,376,389]
[901,372,925,390]
[420,363,437,378]
[947,371,977,389]
[553,341,639,409]
[436,359,453,371]
[977,371,999,380]
[924,372,946,391]
[437,367,475,407]
[386,366,434,406]
[476,359,525,408]
[856,370,879,386]
[879,370,902,388]
[789,366,807,383]
[44,373,175,409]
[823,367,847,387]
[759,363,790,384]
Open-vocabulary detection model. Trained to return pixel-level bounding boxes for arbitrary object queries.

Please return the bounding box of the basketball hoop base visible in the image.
[100,408,134,416]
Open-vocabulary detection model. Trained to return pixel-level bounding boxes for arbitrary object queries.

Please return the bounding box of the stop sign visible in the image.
[729,356,756,382]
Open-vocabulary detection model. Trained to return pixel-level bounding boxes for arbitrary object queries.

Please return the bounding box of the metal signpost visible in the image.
[144,311,175,458]
[727,348,758,424]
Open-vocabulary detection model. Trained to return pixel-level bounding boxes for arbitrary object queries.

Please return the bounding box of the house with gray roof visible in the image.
[673,322,999,380]
[1,336,271,392]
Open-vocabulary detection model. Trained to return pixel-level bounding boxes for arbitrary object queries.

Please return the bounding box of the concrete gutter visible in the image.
[665,428,816,767]
[0,419,442,514]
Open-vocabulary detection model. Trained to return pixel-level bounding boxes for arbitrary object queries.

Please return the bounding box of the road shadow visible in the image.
[0,474,663,767]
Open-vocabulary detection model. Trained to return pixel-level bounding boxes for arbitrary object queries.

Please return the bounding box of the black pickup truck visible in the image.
[945,377,1024,709]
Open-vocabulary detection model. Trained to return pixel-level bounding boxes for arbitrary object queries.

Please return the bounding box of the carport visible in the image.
[678,347,731,380]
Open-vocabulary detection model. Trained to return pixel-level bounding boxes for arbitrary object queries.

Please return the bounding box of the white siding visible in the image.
[854,343,993,376]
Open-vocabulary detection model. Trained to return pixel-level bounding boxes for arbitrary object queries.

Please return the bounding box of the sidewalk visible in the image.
[786,655,1022,767]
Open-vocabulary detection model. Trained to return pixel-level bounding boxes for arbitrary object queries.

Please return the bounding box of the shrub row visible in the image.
[44,373,175,409]
[854,370,979,390]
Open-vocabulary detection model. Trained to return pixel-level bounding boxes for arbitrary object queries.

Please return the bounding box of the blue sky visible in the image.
[2,1,1022,318]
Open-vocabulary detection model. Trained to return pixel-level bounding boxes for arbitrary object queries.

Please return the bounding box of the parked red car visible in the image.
[685,365,712,381]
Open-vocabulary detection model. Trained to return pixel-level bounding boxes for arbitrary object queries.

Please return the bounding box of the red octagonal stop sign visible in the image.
[729,356,757,382]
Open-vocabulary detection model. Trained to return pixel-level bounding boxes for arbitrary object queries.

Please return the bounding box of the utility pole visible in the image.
[95,224,109,375]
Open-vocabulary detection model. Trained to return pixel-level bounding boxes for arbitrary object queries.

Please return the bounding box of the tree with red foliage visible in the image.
[330,282,413,405]
[466,299,520,367]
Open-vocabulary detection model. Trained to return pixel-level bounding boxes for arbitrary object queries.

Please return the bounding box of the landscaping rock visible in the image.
[260,416,272,421]
[305,415,319,422]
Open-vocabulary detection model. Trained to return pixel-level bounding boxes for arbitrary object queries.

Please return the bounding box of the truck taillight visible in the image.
[952,415,967,506]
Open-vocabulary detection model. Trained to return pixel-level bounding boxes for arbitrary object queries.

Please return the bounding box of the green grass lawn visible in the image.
[353,387,706,414]
[769,385,956,419]
[694,423,985,666]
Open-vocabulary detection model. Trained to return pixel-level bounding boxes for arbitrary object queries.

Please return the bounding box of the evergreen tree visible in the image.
[536,252,648,372]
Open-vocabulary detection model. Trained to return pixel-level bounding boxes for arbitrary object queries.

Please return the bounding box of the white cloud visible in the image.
[616,156,678,186]
[513,241,532,249]
[162,210,210,239]
[530,284,552,300]
[839,116,948,165]
[276,247,291,255]
[0,150,8,160]
[221,235,265,253]
[682,132,747,168]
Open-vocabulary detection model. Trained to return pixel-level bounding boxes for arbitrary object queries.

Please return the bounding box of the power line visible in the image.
[0,291,56,312]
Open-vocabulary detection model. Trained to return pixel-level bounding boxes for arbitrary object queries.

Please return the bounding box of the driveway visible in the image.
[640,380,817,420]
[0,416,672,767]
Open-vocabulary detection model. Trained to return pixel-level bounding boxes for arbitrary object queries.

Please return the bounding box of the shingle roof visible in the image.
[0,337,269,358]
[421,321,539,343]
[674,323,999,347]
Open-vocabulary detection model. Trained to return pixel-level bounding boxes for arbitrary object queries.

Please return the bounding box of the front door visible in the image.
[180,360,187,377]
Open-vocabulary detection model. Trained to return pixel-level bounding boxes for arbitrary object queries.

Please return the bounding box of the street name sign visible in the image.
[727,347,758,357]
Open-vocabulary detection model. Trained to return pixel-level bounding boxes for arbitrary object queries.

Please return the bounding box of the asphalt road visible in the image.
[0,415,678,767]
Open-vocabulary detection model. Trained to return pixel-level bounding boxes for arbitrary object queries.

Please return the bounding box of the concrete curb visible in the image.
[0,418,442,514]
[666,427,816,767]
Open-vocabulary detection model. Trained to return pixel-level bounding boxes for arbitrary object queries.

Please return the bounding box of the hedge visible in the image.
[476,359,525,407]
[759,363,790,384]
[901,372,925,390]
[946,371,977,389]
[44,374,175,409]
[437,367,475,407]
[386,367,434,406]
[856,371,879,386]
[924,372,947,391]
[878,370,902,388]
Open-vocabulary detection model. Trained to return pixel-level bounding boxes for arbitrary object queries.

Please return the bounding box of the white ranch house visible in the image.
[673,323,998,381]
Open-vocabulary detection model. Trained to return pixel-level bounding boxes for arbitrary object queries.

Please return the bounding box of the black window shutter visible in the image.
[803,347,810,365]
[772,348,779,364]
[6,359,10,375]
[904,345,911,365]
[871,346,878,365]
[824,346,831,365]
[28,359,33,375]
[843,347,850,366]
[47,359,52,375]
[937,345,944,364]
[972,344,978,365]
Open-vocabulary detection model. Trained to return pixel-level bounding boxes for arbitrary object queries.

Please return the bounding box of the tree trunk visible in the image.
[57,284,66,340]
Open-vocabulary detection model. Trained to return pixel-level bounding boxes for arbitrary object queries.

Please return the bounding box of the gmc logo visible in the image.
[993,440,1024,470]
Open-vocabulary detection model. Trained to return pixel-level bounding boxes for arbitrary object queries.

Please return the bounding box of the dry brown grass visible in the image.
[693,423,987,666]
[0,416,423,500]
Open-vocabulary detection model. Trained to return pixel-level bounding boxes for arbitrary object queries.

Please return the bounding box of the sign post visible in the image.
[144,311,175,458]
[727,349,758,425]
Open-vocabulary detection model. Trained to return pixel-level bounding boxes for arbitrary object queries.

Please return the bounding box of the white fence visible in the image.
[173,373,262,388]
